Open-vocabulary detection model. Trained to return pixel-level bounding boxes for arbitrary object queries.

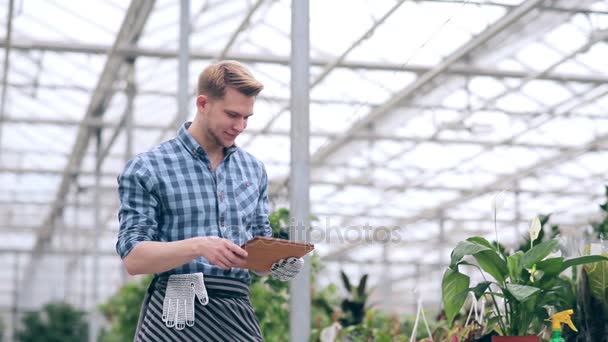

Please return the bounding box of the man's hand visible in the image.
[195,236,248,269]
[121,236,248,275]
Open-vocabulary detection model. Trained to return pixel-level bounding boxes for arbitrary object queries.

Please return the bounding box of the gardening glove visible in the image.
[162,273,209,330]
[270,257,303,281]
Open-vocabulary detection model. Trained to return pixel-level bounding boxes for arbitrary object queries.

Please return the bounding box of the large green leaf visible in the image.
[505,284,540,302]
[507,251,523,282]
[521,239,559,268]
[474,250,508,283]
[340,270,352,292]
[466,236,495,249]
[535,257,564,277]
[469,281,492,299]
[583,255,608,305]
[450,240,491,267]
[442,268,470,327]
[562,255,608,271]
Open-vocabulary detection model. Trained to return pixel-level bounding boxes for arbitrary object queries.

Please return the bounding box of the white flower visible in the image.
[529,216,541,246]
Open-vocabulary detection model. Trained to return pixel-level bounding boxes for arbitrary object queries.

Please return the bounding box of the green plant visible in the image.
[98,274,152,342]
[250,274,290,342]
[569,188,608,341]
[574,260,608,342]
[589,186,608,240]
[339,309,409,342]
[337,271,369,327]
[15,302,88,342]
[269,207,291,239]
[442,216,608,336]
[0,314,4,342]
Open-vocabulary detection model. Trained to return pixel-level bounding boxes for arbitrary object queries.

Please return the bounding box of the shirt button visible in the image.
[218,192,224,201]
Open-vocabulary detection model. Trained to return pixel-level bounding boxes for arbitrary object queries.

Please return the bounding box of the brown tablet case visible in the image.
[241,236,314,272]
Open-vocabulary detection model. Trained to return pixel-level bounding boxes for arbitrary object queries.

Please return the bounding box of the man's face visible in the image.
[198,87,255,148]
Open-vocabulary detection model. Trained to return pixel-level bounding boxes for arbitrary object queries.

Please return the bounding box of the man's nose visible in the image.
[234,118,246,132]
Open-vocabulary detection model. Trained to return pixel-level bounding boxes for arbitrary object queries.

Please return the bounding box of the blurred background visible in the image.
[0,0,608,341]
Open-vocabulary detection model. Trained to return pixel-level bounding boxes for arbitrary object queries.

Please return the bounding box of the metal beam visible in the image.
[307,181,603,198]
[0,0,15,158]
[310,213,594,227]
[290,1,311,340]
[417,0,608,15]
[0,225,116,235]
[0,248,117,257]
[4,40,608,84]
[0,199,115,208]
[6,116,608,151]
[0,166,117,178]
[175,0,190,130]
[3,164,603,195]
[6,171,604,212]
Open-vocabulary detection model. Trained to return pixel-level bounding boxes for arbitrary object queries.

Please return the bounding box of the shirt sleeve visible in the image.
[250,165,272,238]
[116,156,160,259]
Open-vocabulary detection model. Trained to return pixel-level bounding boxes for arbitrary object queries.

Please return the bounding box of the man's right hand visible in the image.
[123,237,249,275]
[195,236,248,269]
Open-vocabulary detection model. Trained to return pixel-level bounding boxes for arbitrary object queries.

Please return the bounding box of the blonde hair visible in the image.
[197,60,264,98]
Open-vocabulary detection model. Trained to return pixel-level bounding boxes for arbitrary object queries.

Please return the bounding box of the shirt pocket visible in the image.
[233,180,259,221]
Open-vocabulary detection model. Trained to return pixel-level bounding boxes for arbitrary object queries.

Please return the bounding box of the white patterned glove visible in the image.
[162,273,209,330]
[270,257,303,281]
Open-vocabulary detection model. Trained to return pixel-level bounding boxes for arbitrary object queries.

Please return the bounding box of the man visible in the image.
[116,60,302,341]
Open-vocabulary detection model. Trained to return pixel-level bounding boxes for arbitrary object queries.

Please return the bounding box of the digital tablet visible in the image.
[241,236,315,271]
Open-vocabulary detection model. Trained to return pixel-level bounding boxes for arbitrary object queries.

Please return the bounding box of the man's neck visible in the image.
[188,122,224,162]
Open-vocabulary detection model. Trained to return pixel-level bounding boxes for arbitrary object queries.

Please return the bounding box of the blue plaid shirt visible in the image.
[116,122,271,283]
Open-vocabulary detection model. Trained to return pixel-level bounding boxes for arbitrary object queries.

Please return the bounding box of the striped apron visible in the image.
[134,275,263,341]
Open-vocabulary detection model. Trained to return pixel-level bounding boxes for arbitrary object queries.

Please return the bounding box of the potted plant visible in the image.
[442,215,608,341]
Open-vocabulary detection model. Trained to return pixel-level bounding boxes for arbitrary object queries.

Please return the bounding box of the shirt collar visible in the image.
[177,122,238,158]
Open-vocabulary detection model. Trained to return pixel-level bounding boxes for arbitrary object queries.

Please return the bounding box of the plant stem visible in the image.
[474,259,507,334]
[505,297,511,334]
[494,210,499,249]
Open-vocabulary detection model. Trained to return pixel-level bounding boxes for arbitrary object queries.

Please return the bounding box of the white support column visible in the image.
[289,0,311,341]
[89,129,102,342]
[177,0,190,127]
[9,252,20,342]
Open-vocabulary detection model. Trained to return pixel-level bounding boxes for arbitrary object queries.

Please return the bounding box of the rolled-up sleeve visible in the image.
[250,166,272,238]
[116,156,160,259]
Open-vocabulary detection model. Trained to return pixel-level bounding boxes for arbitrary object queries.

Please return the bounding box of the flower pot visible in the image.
[491,337,539,342]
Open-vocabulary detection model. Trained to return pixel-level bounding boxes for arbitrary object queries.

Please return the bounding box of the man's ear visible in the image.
[196,95,208,112]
